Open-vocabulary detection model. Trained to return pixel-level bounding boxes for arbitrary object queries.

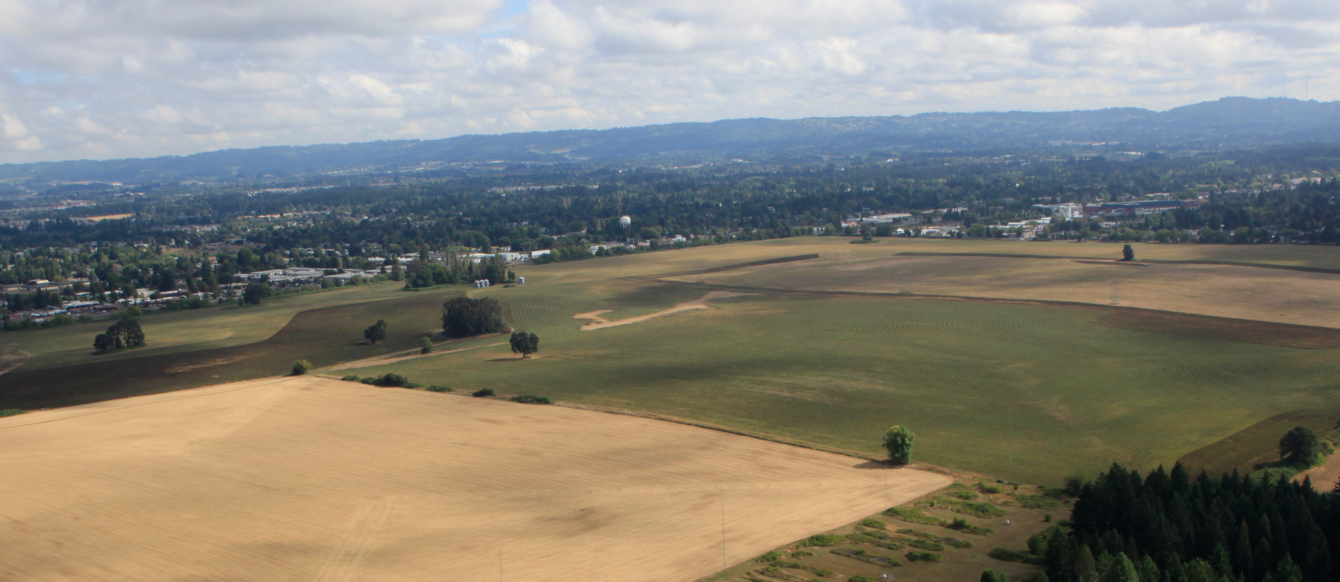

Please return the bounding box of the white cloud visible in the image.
[1,0,1340,162]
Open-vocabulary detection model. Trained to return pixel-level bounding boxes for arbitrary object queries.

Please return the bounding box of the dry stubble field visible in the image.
[0,376,949,582]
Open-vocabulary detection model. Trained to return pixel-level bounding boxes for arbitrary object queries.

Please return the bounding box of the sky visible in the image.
[1,0,1337,164]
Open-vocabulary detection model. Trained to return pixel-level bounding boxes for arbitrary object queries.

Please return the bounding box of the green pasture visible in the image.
[0,286,484,409]
[3,282,406,372]
[7,237,1340,484]
[348,275,1340,485]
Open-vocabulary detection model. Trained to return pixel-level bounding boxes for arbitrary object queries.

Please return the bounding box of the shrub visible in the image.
[906,551,941,563]
[291,360,312,375]
[884,506,944,526]
[756,551,782,563]
[978,482,1003,494]
[988,548,1045,565]
[908,539,945,551]
[472,388,496,397]
[420,337,434,354]
[509,395,553,404]
[947,518,995,536]
[426,385,452,393]
[1016,495,1061,509]
[369,373,410,387]
[832,548,901,567]
[947,488,979,500]
[0,409,26,417]
[860,518,887,529]
[800,534,847,547]
[791,550,814,558]
[340,375,361,382]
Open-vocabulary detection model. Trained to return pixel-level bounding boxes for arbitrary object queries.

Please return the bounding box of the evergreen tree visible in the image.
[1102,553,1140,582]
[1076,545,1098,582]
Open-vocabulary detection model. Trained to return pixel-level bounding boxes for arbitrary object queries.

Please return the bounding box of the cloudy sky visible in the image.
[1,0,1337,163]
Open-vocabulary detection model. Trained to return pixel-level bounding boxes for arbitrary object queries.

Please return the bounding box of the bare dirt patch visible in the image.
[574,290,752,330]
[0,376,950,582]
[0,344,30,376]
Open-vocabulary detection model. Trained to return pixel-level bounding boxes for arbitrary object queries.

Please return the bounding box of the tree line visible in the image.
[1040,463,1334,582]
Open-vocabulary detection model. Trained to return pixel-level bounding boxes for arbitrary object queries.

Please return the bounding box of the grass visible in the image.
[346,260,1340,483]
[13,237,1340,487]
[1178,409,1340,476]
[3,281,408,373]
[0,289,485,409]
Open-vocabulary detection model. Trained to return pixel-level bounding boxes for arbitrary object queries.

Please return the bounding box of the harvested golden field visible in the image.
[647,239,1340,329]
[0,376,950,582]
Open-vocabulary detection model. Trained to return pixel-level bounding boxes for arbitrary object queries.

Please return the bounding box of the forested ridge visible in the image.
[1041,464,1334,582]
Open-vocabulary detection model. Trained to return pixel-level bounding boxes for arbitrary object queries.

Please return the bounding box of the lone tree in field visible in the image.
[442,296,506,338]
[291,360,312,375]
[510,330,540,358]
[1280,426,1321,468]
[97,318,146,351]
[883,425,915,465]
[364,319,388,344]
[1121,244,1135,262]
[420,336,433,354]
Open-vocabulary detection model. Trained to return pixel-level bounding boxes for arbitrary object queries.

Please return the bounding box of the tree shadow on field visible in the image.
[486,356,530,362]
[853,460,929,471]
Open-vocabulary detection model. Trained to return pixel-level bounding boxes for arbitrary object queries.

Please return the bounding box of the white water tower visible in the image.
[619,216,631,228]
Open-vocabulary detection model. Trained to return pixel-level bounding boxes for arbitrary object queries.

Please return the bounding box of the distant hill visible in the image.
[4,97,1340,185]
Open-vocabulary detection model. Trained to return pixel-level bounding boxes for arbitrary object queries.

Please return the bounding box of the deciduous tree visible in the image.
[883,425,915,464]
[510,330,539,358]
[364,319,388,344]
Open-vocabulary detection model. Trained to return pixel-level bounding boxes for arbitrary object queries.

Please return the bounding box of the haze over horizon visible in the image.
[2,0,1338,164]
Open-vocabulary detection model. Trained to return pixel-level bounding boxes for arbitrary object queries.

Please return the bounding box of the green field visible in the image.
[0,284,500,409]
[4,282,408,372]
[7,237,1340,485]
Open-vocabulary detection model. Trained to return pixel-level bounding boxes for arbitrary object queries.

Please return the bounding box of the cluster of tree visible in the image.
[441,297,506,338]
[403,255,514,289]
[93,318,145,352]
[1038,463,1336,582]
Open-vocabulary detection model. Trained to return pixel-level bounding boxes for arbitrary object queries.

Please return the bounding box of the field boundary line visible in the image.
[0,376,299,430]
[892,251,1340,275]
[645,278,1340,335]
[648,253,821,279]
[322,341,508,372]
